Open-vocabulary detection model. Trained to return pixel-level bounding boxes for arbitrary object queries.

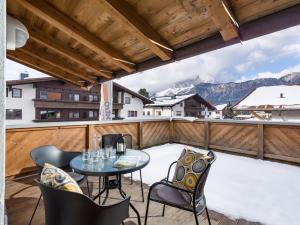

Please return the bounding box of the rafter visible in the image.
[20,43,96,83]
[29,28,112,79]
[204,0,239,41]
[16,0,135,72]
[7,51,84,87]
[101,0,173,61]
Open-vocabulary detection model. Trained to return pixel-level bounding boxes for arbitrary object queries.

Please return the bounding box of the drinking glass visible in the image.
[82,151,90,162]
[91,150,100,163]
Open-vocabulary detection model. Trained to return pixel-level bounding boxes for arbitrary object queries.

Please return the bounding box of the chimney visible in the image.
[20,72,29,80]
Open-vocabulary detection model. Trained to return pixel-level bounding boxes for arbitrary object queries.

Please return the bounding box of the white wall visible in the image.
[6,84,36,124]
[144,102,185,117]
[120,92,144,118]
[272,111,300,121]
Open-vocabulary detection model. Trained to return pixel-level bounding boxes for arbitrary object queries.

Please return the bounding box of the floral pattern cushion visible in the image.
[172,148,211,203]
[41,163,83,194]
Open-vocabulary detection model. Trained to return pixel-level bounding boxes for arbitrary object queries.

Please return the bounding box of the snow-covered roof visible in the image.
[146,94,195,107]
[234,85,300,110]
[215,104,227,111]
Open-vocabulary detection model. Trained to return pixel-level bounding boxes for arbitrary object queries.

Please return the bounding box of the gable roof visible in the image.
[113,82,153,104]
[234,85,300,111]
[6,77,57,86]
[146,94,215,110]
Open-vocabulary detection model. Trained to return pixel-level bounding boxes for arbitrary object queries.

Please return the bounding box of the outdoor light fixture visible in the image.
[6,15,29,50]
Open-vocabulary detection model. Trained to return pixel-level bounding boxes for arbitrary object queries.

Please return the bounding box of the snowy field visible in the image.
[130,144,300,225]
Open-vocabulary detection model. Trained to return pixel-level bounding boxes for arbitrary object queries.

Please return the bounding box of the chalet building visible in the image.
[144,94,215,118]
[234,85,300,121]
[6,77,152,124]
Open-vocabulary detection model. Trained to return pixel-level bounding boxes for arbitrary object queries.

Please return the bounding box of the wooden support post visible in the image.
[86,124,94,150]
[138,122,144,149]
[170,120,174,143]
[0,1,5,222]
[204,121,210,149]
[258,124,264,159]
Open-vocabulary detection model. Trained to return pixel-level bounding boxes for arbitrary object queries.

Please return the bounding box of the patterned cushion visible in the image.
[172,148,211,203]
[41,163,83,194]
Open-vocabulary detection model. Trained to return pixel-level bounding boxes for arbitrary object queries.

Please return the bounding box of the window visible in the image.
[180,102,183,107]
[147,111,150,116]
[40,91,48,99]
[48,92,61,100]
[143,112,145,116]
[156,111,161,116]
[40,110,60,120]
[74,94,80,101]
[89,110,94,118]
[124,97,131,104]
[93,95,98,101]
[69,94,74,101]
[69,111,80,119]
[6,88,8,97]
[94,111,98,118]
[128,111,137,117]
[176,111,182,116]
[89,95,93,102]
[6,109,22,120]
[12,88,22,98]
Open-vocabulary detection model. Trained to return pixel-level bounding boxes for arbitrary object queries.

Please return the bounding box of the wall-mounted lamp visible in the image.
[6,15,29,50]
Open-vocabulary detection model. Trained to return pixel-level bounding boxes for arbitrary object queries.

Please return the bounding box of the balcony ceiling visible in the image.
[7,0,300,87]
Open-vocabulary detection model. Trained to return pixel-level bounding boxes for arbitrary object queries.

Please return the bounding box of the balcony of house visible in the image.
[33,98,100,109]
[5,118,300,225]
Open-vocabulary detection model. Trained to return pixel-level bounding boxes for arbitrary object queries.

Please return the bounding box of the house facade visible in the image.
[144,94,215,118]
[6,77,152,124]
[234,85,300,121]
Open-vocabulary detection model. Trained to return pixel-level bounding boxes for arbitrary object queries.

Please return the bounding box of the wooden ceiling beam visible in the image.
[20,43,96,84]
[101,0,173,61]
[7,51,85,87]
[16,0,135,72]
[29,28,112,79]
[204,0,239,41]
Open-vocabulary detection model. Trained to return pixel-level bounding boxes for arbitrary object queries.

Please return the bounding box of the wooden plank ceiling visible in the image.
[6,0,300,87]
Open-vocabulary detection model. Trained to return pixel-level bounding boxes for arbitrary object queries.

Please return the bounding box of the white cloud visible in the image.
[255,64,300,79]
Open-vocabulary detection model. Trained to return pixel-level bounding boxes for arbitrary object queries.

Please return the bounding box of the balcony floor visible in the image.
[5,175,262,225]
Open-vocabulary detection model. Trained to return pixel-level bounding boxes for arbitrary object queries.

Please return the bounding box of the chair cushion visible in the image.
[41,163,83,194]
[172,148,211,203]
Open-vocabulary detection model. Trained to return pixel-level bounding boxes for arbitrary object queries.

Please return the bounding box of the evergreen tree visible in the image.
[223,102,235,119]
[138,88,149,98]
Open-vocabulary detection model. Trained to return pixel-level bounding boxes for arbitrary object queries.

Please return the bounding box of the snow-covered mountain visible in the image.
[153,72,300,105]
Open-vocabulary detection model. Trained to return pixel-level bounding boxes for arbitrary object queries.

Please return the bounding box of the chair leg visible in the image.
[194,211,200,225]
[144,197,151,225]
[28,193,42,225]
[130,172,133,184]
[139,170,144,202]
[205,207,212,225]
[162,204,166,216]
[86,178,91,197]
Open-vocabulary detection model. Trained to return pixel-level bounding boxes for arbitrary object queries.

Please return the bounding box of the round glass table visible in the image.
[70,149,150,225]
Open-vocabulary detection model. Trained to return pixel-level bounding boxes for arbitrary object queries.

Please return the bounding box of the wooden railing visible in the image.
[5,118,300,176]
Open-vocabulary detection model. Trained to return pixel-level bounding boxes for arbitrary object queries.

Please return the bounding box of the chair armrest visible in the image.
[150,180,194,194]
[166,161,177,181]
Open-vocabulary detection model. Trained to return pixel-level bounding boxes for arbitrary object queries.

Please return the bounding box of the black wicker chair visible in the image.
[38,181,133,225]
[101,134,145,202]
[144,151,216,225]
[29,145,89,225]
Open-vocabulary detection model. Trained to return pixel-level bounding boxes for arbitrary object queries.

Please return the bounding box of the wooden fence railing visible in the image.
[5,118,300,176]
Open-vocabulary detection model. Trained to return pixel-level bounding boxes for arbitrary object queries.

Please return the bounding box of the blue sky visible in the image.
[5,25,300,92]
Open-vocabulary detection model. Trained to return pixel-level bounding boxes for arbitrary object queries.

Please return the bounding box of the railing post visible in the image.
[204,121,209,149]
[170,120,174,143]
[258,124,264,159]
[139,122,144,149]
[86,124,94,150]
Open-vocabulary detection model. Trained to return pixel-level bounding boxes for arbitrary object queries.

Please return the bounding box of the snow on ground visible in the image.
[131,144,300,225]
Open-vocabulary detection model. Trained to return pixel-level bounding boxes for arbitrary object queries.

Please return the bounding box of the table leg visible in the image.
[117,175,141,225]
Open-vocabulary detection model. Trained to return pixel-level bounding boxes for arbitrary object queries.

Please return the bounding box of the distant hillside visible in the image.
[154,72,300,105]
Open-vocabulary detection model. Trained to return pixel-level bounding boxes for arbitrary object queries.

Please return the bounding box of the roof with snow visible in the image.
[234,85,300,111]
[215,104,227,111]
[146,94,215,110]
